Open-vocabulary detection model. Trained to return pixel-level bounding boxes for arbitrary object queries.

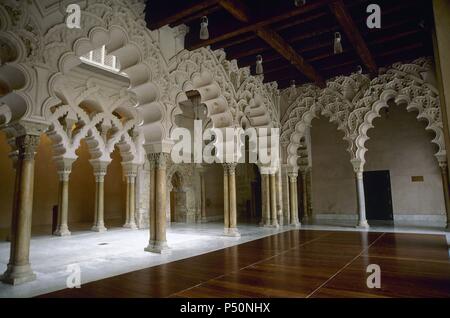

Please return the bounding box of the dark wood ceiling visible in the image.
[145,0,434,89]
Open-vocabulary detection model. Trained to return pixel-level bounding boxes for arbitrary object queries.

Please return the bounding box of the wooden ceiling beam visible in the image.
[329,0,377,75]
[256,27,324,85]
[215,0,324,85]
[146,0,219,30]
[186,0,335,50]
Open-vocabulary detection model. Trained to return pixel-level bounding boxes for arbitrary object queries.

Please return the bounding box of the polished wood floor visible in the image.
[41,230,450,298]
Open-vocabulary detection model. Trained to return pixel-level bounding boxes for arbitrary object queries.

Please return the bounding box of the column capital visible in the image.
[224,162,238,175]
[288,172,298,179]
[122,162,139,178]
[147,153,170,169]
[56,158,75,181]
[16,135,40,161]
[90,160,110,181]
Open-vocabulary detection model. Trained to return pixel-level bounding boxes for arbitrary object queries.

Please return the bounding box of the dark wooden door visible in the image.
[363,170,394,221]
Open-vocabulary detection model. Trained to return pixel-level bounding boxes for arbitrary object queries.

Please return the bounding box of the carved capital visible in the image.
[224,163,237,175]
[16,135,40,161]
[148,153,170,169]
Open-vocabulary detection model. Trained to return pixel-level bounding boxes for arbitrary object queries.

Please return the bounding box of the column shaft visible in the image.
[270,173,279,227]
[1,135,39,285]
[227,164,240,236]
[355,172,369,228]
[145,153,169,253]
[200,174,207,222]
[261,174,271,226]
[54,172,71,236]
[223,166,229,233]
[289,174,300,226]
[123,174,138,229]
[92,175,106,232]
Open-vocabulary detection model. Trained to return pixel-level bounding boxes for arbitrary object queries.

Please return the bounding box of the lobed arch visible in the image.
[0,0,170,154]
[281,58,445,171]
[353,59,446,168]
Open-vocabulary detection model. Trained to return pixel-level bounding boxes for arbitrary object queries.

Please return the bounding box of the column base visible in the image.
[356,220,370,229]
[223,227,241,237]
[270,223,280,228]
[1,264,36,285]
[91,225,107,232]
[123,223,138,230]
[53,228,71,237]
[200,217,208,223]
[144,240,170,254]
[290,221,301,228]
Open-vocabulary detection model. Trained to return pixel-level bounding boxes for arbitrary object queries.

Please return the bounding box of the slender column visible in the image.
[355,170,369,228]
[145,153,170,253]
[302,172,309,221]
[276,169,283,225]
[200,171,207,222]
[124,180,130,227]
[270,172,279,227]
[123,164,138,229]
[54,171,71,236]
[227,163,240,236]
[1,135,40,285]
[123,174,138,229]
[258,171,269,227]
[91,162,108,232]
[289,172,300,227]
[439,161,450,229]
[223,164,230,234]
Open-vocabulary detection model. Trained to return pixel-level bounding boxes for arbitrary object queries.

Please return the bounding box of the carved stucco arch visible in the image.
[353,61,446,168]
[0,0,170,154]
[281,58,445,170]
[282,74,370,168]
[46,80,144,166]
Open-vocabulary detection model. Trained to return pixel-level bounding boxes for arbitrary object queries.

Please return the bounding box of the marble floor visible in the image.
[0,221,449,298]
[0,222,289,298]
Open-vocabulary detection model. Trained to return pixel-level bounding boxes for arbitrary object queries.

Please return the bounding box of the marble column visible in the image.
[299,170,309,223]
[1,135,40,285]
[54,168,72,236]
[227,163,240,236]
[288,172,300,227]
[276,169,283,225]
[200,173,207,222]
[260,172,271,227]
[439,161,450,229]
[355,170,369,228]
[223,164,230,234]
[91,162,108,232]
[145,153,169,253]
[270,172,279,227]
[123,174,138,229]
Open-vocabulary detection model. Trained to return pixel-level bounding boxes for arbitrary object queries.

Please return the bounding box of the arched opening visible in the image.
[69,140,96,230]
[364,101,445,227]
[310,115,357,226]
[104,148,127,227]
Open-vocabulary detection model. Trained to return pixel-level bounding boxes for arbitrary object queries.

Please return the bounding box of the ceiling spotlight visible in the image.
[256,55,263,75]
[356,65,363,74]
[294,0,306,7]
[334,32,343,54]
[200,16,209,40]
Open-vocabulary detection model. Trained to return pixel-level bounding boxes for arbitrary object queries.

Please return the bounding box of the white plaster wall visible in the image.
[365,103,445,219]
